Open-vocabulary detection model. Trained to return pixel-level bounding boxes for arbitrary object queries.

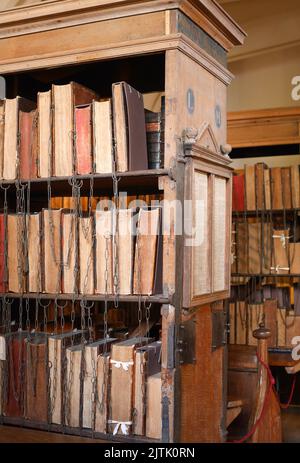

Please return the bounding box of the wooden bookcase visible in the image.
[0,0,245,443]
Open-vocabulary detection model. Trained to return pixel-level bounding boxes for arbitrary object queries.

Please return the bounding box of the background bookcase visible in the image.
[0,0,245,443]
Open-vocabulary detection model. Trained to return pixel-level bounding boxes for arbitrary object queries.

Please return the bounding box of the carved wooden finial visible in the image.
[183,127,199,147]
[220,143,232,157]
[253,322,271,340]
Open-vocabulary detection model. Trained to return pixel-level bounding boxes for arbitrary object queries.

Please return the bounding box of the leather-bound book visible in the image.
[79,216,94,295]
[65,343,85,428]
[248,222,261,274]
[3,97,35,180]
[145,372,162,439]
[112,82,147,172]
[53,82,98,177]
[145,108,165,170]
[82,338,117,429]
[133,341,161,436]
[95,210,113,295]
[118,209,134,295]
[270,167,283,210]
[25,333,48,423]
[0,100,4,178]
[109,337,148,435]
[48,330,86,425]
[236,222,248,274]
[271,229,289,275]
[62,212,77,294]
[255,163,267,210]
[264,168,271,210]
[75,104,92,175]
[38,90,52,178]
[245,165,256,211]
[8,214,26,293]
[93,100,113,174]
[0,214,7,292]
[232,174,245,212]
[281,167,292,210]
[27,213,42,293]
[133,208,160,295]
[290,243,300,274]
[43,209,62,294]
[4,331,27,417]
[291,165,300,208]
[95,353,110,433]
[19,109,38,180]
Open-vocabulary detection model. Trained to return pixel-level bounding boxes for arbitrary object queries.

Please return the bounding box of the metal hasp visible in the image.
[211,307,227,351]
[177,319,196,364]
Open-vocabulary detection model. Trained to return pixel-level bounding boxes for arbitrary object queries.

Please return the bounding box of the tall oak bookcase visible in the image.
[0,0,245,443]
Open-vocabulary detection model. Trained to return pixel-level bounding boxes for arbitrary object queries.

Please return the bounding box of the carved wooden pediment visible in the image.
[182,124,232,168]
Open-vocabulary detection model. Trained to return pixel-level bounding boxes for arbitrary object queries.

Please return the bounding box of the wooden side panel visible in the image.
[180,306,224,443]
[165,49,227,169]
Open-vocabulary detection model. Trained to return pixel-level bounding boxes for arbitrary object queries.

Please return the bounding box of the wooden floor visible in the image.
[0,425,106,443]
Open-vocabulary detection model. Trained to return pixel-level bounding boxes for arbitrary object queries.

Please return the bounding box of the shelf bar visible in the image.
[0,293,170,303]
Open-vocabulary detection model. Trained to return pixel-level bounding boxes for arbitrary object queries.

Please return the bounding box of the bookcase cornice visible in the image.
[0,0,246,51]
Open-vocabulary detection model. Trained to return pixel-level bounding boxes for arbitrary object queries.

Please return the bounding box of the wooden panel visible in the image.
[192,171,210,296]
[180,306,224,442]
[0,12,165,65]
[212,176,227,292]
[228,107,300,148]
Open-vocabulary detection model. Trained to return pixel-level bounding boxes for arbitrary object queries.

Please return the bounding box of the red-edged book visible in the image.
[19,109,38,180]
[232,174,245,211]
[75,104,93,175]
[0,214,6,292]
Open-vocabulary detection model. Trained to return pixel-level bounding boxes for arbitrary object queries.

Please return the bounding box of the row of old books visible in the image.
[229,299,298,348]
[232,163,300,211]
[0,331,162,438]
[0,207,162,295]
[0,81,165,180]
[232,220,300,275]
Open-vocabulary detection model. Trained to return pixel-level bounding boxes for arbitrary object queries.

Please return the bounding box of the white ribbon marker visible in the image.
[110,360,134,371]
[108,420,132,436]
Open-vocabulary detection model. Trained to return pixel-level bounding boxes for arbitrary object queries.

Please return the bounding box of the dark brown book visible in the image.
[255,163,267,210]
[281,167,292,210]
[112,82,148,172]
[270,167,283,210]
[19,108,38,180]
[25,333,48,423]
[4,332,27,418]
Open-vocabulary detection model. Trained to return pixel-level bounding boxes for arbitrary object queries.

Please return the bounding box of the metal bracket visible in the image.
[177,319,196,364]
[211,309,226,351]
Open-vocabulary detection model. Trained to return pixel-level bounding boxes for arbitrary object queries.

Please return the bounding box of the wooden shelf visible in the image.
[231,274,300,278]
[0,292,170,304]
[1,169,168,197]
[0,416,160,444]
[233,209,300,217]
